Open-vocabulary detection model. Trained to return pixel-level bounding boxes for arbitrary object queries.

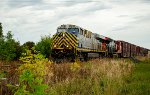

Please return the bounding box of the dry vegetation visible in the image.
[1,58,150,95]
[45,59,134,95]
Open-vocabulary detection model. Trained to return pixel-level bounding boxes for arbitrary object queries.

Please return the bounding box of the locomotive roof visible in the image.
[58,24,82,29]
[58,24,114,42]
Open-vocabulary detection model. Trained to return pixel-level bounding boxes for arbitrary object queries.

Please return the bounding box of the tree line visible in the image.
[0,22,52,61]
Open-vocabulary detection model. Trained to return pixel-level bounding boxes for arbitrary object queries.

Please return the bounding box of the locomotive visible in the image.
[51,24,149,61]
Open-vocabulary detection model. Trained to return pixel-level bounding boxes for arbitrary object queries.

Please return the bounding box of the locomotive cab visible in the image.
[57,25,80,36]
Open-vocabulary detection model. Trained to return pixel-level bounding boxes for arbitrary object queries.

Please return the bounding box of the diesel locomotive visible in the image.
[51,24,149,61]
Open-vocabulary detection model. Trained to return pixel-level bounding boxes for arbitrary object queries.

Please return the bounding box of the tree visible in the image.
[0,36,4,59]
[0,23,21,61]
[0,31,21,61]
[22,41,35,50]
[0,23,5,59]
[0,22,3,38]
[35,35,52,58]
[21,41,35,56]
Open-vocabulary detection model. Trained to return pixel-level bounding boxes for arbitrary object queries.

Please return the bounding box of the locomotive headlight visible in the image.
[63,33,65,37]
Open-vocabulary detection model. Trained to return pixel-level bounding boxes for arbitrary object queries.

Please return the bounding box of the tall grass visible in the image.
[46,59,134,95]
[1,58,141,95]
[120,58,150,95]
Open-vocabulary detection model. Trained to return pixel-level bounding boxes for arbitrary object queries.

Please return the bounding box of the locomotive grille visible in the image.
[52,32,78,49]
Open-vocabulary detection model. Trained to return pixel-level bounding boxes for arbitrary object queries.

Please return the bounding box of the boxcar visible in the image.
[115,40,131,57]
[130,44,136,57]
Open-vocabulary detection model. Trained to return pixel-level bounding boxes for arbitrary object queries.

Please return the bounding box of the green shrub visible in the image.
[14,69,48,95]
[14,48,52,95]
[35,35,52,58]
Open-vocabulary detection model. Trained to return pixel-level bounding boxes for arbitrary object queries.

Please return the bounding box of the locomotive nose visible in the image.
[52,32,77,49]
[58,32,65,37]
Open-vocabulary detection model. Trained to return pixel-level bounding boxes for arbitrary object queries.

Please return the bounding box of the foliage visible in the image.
[0,31,21,61]
[0,22,3,38]
[0,22,4,59]
[19,48,52,77]
[35,35,52,58]
[14,48,52,95]
[14,70,48,95]
[22,41,35,50]
[21,41,35,56]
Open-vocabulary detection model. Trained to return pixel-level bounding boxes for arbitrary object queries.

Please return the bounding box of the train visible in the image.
[51,24,149,61]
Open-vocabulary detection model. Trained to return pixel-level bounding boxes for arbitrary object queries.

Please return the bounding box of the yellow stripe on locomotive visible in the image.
[52,32,78,49]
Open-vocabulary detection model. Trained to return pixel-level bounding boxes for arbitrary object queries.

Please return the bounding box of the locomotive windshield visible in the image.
[57,28,67,33]
[68,28,79,35]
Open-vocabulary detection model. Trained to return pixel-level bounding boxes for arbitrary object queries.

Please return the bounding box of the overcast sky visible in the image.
[0,0,150,49]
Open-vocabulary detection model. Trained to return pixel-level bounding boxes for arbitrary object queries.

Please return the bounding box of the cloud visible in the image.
[0,0,150,49]
[4,0,41,8]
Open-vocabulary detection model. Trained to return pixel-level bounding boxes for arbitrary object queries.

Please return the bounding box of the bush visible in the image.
[35,35,52,58]
[14,48,52,95]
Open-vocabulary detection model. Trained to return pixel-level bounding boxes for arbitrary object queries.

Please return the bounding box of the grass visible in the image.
[46,59,134,95]
[120,59,150,95]
[1,58,150,95]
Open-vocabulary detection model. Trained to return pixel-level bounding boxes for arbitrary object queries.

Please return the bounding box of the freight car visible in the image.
[51,24,149,61]
[115,41,130,57]
[115,40,148,57]
[51,24,115,61]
